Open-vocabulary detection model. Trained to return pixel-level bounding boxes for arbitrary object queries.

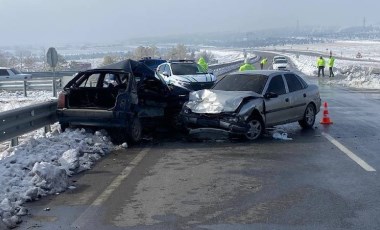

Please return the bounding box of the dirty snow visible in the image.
[0,125,114,228]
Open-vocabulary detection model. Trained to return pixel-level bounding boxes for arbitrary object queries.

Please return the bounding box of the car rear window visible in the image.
[171,63,206,75]
[212,74,268,94]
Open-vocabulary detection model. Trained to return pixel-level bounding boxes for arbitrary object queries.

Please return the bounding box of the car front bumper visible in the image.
[181,113,249,135]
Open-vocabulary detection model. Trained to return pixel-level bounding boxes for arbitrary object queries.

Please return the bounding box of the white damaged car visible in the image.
[156,60,216,91]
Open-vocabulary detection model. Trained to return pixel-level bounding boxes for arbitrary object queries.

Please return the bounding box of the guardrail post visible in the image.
[52,69,57,97]
[23,80,27,97]
[11,137,19,147]
[44,125,51,134]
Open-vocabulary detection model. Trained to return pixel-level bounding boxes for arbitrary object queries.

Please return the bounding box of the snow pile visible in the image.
[283,53,380,89]
[0,126,114,228]
[0,90,55,113]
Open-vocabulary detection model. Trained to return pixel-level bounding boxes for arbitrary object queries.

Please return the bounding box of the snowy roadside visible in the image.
[0,90,56,113]
[263,51,380,89]
[0,124,119,228]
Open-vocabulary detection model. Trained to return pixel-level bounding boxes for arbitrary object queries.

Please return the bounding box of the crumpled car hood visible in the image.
[186,89,262,114]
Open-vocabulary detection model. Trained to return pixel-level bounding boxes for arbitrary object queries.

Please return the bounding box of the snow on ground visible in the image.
[266,40,380,61]
[0,124,119,228]
[285,53,380,89]
[200,49,247,64]
[0,90,56,113]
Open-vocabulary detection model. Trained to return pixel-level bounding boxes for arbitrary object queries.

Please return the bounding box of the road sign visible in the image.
[46,47,58,68]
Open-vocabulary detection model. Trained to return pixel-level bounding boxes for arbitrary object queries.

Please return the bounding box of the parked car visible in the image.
[272,58,289,70]
[56,60,188,143]
[156,60,216,92]
[0,67,32,80]
[181,70,321,140]
[138,57,166,71]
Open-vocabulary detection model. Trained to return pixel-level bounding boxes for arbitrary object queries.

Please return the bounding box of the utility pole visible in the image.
[363,17,366,28]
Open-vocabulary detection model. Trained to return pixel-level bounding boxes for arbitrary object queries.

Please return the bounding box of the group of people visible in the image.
[238,57,268,71]
[316,55,335,78]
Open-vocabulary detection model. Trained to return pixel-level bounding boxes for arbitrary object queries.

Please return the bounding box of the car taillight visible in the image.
[57,93,66,109]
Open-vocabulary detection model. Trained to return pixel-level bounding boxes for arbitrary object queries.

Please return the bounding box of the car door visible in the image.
[284,73,308,120]
[263,74,290,126]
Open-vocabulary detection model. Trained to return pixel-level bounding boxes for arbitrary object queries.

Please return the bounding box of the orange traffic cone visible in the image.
[320,102,333,125]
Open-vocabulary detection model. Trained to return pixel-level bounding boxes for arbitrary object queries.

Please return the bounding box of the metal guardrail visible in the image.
[0,100,58,145]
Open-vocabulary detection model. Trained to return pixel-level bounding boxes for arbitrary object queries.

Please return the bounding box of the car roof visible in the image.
[273,56,286,59]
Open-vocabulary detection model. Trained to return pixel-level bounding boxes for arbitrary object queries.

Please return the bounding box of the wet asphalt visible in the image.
[19,52,380,230]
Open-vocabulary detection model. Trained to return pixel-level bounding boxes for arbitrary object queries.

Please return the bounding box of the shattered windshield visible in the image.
[171,63,206,75]
[212,74,268,94]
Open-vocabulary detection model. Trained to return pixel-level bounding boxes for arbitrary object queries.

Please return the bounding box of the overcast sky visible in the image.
[1,0,379,46]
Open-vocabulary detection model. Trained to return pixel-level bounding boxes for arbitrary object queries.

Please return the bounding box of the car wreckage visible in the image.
[180,70,321,140]
[56,60,189,143]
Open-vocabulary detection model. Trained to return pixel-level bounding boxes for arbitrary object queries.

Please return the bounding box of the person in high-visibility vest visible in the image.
[197,57,208,72]
[260,58,268,70]
[328,55,335,77]
[316,56,325,77]
[239,58,255,71]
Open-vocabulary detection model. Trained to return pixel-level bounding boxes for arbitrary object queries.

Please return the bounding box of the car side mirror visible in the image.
[264,92,278,99]
[162,71,169,77]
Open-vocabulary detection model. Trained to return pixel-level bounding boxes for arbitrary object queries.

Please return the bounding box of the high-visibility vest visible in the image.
[317,58,325,67]
[260,58,267,65]
[239,63,255,71]
[328,57,335,67]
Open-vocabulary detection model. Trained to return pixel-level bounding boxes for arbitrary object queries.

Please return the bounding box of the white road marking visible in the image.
[71,147,151,228]
[322,132,376,172]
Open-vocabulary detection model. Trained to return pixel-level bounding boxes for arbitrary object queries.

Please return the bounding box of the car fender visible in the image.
[237,98,265,123]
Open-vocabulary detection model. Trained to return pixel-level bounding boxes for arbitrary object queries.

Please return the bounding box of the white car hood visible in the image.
[173,74,215,83]
[186,89,262,114]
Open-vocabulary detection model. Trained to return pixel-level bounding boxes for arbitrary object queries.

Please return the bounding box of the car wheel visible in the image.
[299,103,316,129]
[60,123,69,132]
[244,117,263,140]
[128,117,142,143]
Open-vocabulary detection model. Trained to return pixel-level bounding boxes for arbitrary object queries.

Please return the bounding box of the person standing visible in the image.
[316,56,325,77]
[260,58,268,70]
[239,58,255,71]
[328,55,335,77]
[197,57,208,72]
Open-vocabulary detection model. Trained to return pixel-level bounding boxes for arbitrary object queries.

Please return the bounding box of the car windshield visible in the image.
[171,63,206,75]
[212,74,268,94]
[10,68,21,74]
[274,59,287,64]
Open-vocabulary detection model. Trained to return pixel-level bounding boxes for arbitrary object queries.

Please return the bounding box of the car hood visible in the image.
[173,74,215,83]
[185,89,262,114]
[273,63,288,67]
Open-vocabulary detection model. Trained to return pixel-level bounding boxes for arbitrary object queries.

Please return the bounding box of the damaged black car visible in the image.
[180,70,321,140]
[57,60,188,143]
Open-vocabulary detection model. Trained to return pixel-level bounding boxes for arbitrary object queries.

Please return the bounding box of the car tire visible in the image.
[60,123,69,132]
[244,116,264,141]
[127,117,142,143]
[298,103,316,129]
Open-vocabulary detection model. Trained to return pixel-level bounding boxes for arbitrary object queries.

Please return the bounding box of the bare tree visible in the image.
[0,52,7,67]
[166,44,190,60]
[102,55,117,66]
[196,50,215,63]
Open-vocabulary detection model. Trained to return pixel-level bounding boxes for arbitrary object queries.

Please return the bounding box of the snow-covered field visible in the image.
[0,90,56,113]
[266,40,380,61]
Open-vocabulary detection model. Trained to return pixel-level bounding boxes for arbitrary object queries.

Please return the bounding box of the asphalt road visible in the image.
[19,52,380,230]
